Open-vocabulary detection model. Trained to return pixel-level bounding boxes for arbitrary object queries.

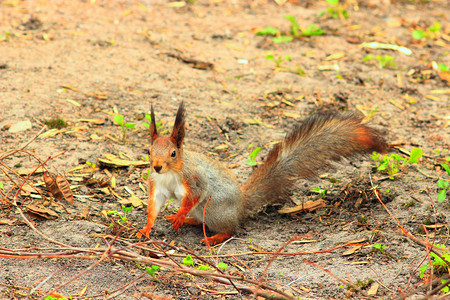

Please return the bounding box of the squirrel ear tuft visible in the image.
[170,101,186,148]
[150,104,158,143]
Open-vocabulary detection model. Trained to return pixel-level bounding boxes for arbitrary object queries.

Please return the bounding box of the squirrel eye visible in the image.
[171,150,176,157]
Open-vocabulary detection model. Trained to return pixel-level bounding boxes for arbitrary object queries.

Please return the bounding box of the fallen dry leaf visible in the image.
[342,245,363,256]
[43,173,74,203]
[278,199,326,214]
[98,154,151,167]
[25,204,58,219]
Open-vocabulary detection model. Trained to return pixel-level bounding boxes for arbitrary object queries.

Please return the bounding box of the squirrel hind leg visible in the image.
[202,233,232,246]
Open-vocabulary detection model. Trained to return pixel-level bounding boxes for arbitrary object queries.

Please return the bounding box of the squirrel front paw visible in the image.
[137,226,152,239]
[166,214,185,231]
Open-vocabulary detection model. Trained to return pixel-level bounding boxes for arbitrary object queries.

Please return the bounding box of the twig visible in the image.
[30,264,71,296]
[106,273,148,299]
[304,259,350,286]
[0,126,47,160]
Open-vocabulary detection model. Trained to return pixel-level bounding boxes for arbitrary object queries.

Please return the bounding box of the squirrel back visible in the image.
[139,103,388,245]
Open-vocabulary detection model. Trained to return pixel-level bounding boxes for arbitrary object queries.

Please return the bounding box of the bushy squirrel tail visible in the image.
[240,112,388,216]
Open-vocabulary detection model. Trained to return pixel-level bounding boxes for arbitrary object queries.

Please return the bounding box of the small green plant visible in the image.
[264,54,306,76]
[372,243,386,254]
[0,30,11,41]
[142,113,163,130]
[265,54,291,68]
[247,146,262,166]
[311,187,327,198]
[301,23,326,37]
[419,244,450,294]
[376,55,396,69]
[412,21,441,40]
[114,114,136,141]
[146,265,161,277]
[372,148,423,179]
[326,0,349,19]
[45,117,68,129]
[363,54,374,62]
[86,161,96,169]
[256,15,325,44]
[197,264,210,271]
[182,254,194,267]
[107,204,132,225]
[364,54,397,69]
[218,262,228,271]
[0,182,4,190]
[142,169,151,180]
[437,158,450,203]
[438,63,449,72]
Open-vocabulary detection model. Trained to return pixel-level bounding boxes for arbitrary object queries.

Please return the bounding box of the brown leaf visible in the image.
[342,245,363,256]
[278,199,326,214]
[25,204,58,219]
[43,173,74,203]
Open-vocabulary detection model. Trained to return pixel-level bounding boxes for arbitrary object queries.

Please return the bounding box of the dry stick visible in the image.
[41,240,116,300]
[0,245,295,300]
[29,264,71,296]
[370,174,449,297]
[428,273,450,296]
[0,126,46,160]
[106,270,148,299]
[304,259,350,286]
[393,274,450,300]
[261,236,301,283]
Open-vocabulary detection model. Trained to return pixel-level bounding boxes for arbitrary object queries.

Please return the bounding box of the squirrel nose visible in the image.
[153,166,162,173]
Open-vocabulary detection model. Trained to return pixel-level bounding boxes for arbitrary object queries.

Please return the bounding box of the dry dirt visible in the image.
[0,0,449,299]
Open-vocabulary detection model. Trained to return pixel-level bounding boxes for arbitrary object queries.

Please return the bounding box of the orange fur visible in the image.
[138,181,156,238]
[166,181,199,231]
[202,233,231,246]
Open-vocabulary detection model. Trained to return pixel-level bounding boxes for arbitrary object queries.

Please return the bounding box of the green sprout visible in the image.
[372,148,423,179]
[218,262,228,271]
[376,55,396,69]
[142,113,164,130]
[86,161,96,169]
[182,254,194,267]
[326,0,349,19]
[419,244,450,294]
[372,243,386,254]
[114,114,136,141]
[256,15,325,44]
[247,146,262,166]
[197,265,210,271]
[437,158,450,203]
[311,187,327,199]
[264,54,305,76]
[438,63,449,72]
[146,265,161,277]
[412,22,441,40]
[265,54,291,68]
[107,204,132,225]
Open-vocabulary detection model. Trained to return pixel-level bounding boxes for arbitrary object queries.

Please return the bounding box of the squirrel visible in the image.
[137,102,388,245]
